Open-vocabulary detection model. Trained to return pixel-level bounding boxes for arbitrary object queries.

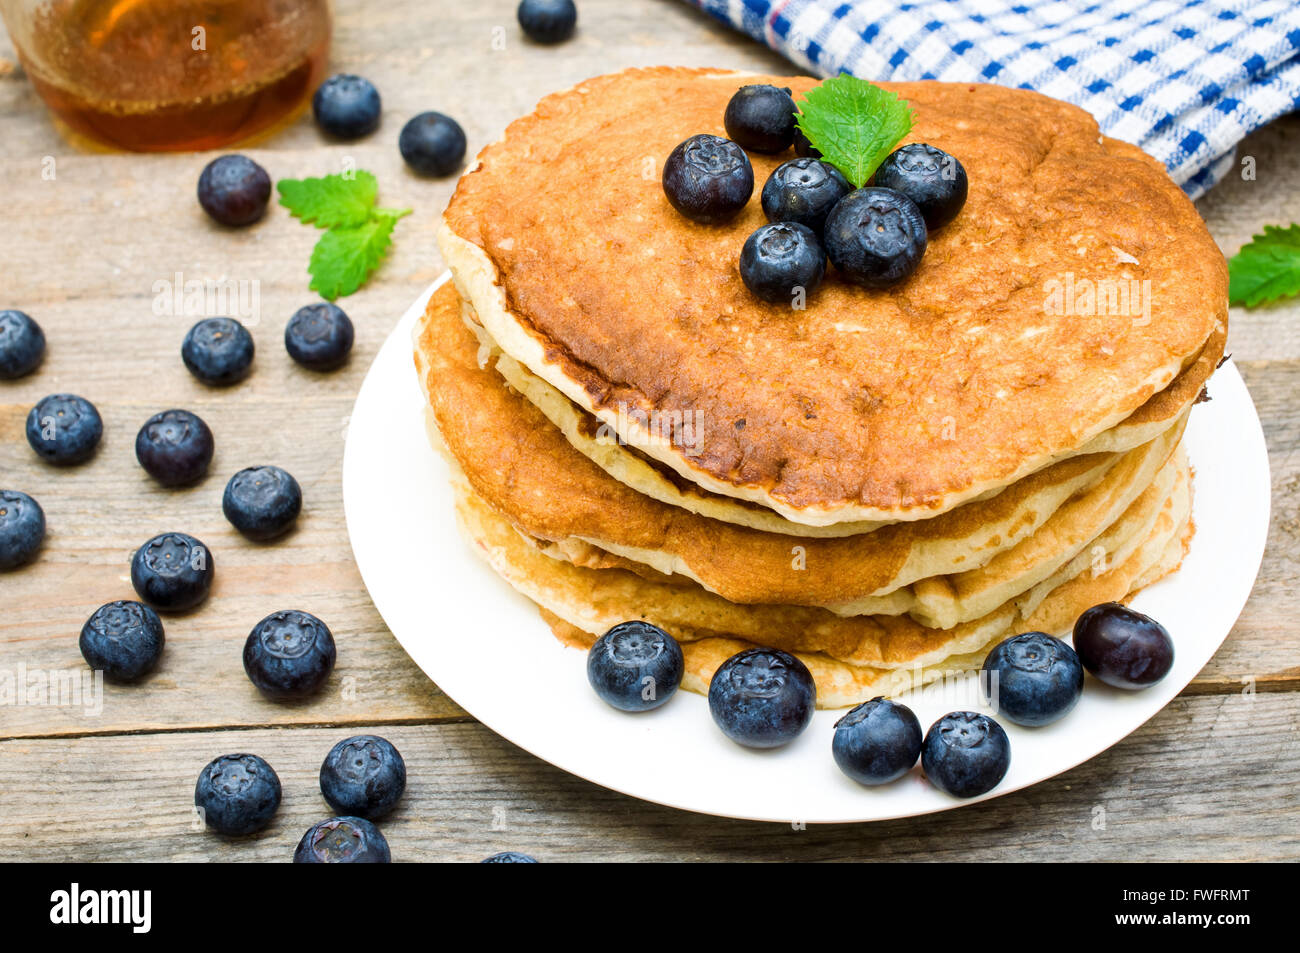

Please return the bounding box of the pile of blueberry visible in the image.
[661,84,968,303]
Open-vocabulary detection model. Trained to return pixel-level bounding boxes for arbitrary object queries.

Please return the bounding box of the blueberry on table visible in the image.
[724,84,797,154]
[399,111,467,177]
[661,134,754,225]
[823,187,928,289]
[481,851,538,863]
[921,711,1010,798]
[79,600,165,682]
[761,158,851,236]
[25,394,102,466]
[294,816,390,863]
[0,309,45,379]
[831,696,923,786]
[319,735,407,820]
[312,74,382,140]
[181,316,254,386]
[135,409,214,487]
[130,532,214,612]
[285,302,354,371]
[586,620,683,712]
[517,0,577,44]
[873,143,968,231]
[981,632,1084,726]
[196,154,272,227]
[195,753,282,836]
[0,490,45,571]
[243,609,336,701]
[708,647,815,749]
[222,465,302,541]
[1073,602,1175,690]
[740,222,826,304]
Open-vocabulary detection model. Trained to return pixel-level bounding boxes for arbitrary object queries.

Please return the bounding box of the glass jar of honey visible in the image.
[0,0,332,151]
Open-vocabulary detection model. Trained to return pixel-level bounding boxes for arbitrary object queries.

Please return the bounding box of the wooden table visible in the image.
[1,0,1296,862]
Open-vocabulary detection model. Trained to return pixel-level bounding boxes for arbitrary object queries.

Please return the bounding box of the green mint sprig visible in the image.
[794,75,915,189]
[277,171,410,299]
[1228,224,1300,308]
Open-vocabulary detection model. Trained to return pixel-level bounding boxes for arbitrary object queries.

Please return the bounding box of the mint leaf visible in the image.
[795,76,915,188]
[278,171,379,228]
[308,210,409,300]
[1228,224,1300,308]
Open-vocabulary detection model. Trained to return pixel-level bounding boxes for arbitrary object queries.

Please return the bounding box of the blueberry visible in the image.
[981,632,1084,726]
[873,143,968,230]
[135,409,214,487]
[320,735,406,820]
[481,851,539,863]
[222,465,302,541]
[921,711,1011,798]
[823,187,928,289]
[739,222,826,304]
[661,134,754,225]
[0,490,45,571]
[399,111,467,177]
[1073,602,1175,690]
[0,309,45,379]
[196,154,271,227]
[708,647,815,748]
[312,74,381,140]
[130,532,214,612]
[195,753,281,836]
[79,601,165,682]
[724,84,797,154]
[181,317,254,386]
[761,158,851,236]
[517,0,577,44]
[285,302,354,371]
[243,609,336,701]
[25,394,102,466]
[793,123,821,159]
[586,620,683,712]
[294,816,390,863]
[831,697,923,786]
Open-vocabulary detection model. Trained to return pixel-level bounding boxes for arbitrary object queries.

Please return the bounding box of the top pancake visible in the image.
[441,67,1227,526]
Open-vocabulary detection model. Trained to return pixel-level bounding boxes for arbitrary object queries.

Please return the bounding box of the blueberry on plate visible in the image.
[181,317,254,386]
[79,600,165,682]
[135,409,214,487]
[724,84,797,154]
[195,753,281,836]
[0,309,45,379]
[761,157,851,235]
[312,74,381,140]
[294,816,390,863]
[661,134,754,225]
[792,123,821,159]
[196,154,272,227]
[823,187,928,289]
[482,851,538,863]
[831,696,923,786]
[981,632,1084,726]
[873,143,968,231]
[130,532,214,612]
[243,609,336,701]
[285,302,354,371]
[708,647,815,749]
[1073,602,1175,689]
[517,0,577,44]
[586,620,683,712]
[222,465,302,541]
[740,222,826,304]
[320,735,406,820]
[921,711,1010,798]
[0,490,45,571]
[25,394,103,466]
[398,111,467,177]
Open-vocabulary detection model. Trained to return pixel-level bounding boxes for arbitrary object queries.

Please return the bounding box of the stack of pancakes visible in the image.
[416,68,1227,708]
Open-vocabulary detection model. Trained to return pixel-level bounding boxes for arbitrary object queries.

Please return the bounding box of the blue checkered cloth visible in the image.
[685,0,1300,198]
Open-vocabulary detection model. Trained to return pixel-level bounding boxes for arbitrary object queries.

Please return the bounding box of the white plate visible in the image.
[343,275,1270,823]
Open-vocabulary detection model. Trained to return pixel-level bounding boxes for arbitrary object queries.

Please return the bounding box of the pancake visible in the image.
[440,66,1227,527]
